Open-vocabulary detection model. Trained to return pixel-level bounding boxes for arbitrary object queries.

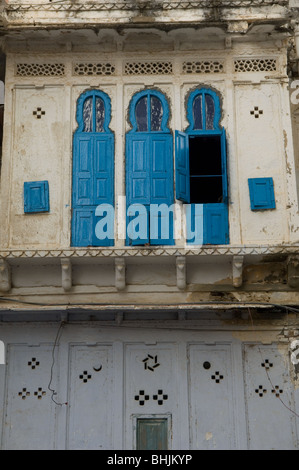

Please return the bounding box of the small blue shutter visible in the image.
[203,204,229,245]
[221,128,228,204]
[175,130,190,203]
[248,177,275,210]
[24,181,49,213]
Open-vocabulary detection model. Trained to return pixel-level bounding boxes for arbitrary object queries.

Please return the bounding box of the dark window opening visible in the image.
[189,135,223,204]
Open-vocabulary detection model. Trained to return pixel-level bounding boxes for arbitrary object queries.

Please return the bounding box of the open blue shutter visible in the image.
[175,130,190,203]
[221,128,228,204]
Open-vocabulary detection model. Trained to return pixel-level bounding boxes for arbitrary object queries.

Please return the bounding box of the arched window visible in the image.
[175,87,229,245]
[126,89,174,245]
[71,89,114,247]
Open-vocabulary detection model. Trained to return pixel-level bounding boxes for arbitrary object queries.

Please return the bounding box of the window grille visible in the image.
[234,58,277,72]
[73,62,116,76]
[16,63,65,77]
[124,61,173,75]
[182,60,224,74]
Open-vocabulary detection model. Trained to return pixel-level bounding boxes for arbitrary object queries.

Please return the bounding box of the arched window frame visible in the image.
[128,89,171,134]
[71,88,114,247]
[75,89,112,134]
[175,86,229,245]
[126,88,174,246]
[186,87,222,135]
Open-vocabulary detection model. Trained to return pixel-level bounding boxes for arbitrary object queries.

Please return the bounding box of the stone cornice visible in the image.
[1,0,291,29]
[0,244,298,260]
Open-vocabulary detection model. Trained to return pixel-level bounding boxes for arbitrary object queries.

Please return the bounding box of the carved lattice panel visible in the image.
[188,344,235,450]
[67,344,114,450]
[243,344,296,450]
[3,344,56,450]
[16,63,65,76]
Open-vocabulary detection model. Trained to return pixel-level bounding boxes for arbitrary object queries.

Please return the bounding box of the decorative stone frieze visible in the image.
[1,0,290,29]
[0,245,298,260]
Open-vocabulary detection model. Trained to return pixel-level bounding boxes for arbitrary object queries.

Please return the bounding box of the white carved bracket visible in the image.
[0,259,11,292]
[61,258,72,292]
[115,257,126,291]
[176,256,186,290]
[232,255,244,287]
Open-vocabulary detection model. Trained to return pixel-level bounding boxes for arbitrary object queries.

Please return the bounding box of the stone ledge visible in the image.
[0,244,298,260]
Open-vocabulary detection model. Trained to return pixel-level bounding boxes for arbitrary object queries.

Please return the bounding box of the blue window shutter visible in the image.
[175,130,190,203]
[72,89,114,247]
[73,134,93,207]
[248,177,275,210]
[203,203,229,245]
[72,208,94,246]
[93,134,114,206]
[150,206,174,245]
[221,128,228,204]
[126,134,150,206]
[150,134,173,205]
[127,204,149,246]
[24,181,49,213]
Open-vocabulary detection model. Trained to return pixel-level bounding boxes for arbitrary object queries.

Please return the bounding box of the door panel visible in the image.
[67,344,114,450]
[3,345,56,450]
[188,344,236,449]
[243,344,297,450]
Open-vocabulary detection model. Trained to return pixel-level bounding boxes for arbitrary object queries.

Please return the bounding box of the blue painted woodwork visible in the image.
[203,203,229,244]
[186,87,222,134]
[186,203,229,245]
[178,87,229,245]
[175,130,190,203]
[71,90,114,247]
[24,180,49,213]
[126,90,174,245]
[248,177,275,210]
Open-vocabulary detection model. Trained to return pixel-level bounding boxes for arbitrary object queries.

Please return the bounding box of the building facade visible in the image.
[0,0,299,450]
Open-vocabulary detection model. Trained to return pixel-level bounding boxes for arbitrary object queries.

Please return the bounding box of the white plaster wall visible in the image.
[235,83,289,244]
[8,86,66,247]
[0,42,297,250]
